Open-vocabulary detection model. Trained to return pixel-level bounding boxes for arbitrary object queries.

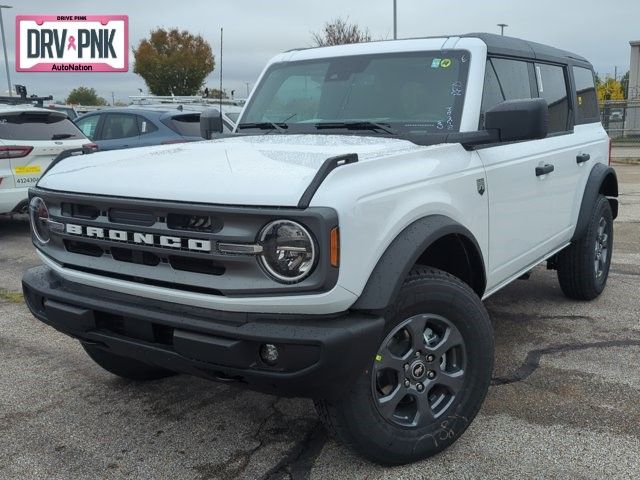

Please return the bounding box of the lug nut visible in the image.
[427,370,436,379]
[426,354,435,362]
[404,380,411,388]
[416,383,424,392]
[415,351,421,358]
[404,363,409,371]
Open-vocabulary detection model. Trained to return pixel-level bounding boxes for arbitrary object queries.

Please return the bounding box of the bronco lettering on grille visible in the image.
[64,223,211,252]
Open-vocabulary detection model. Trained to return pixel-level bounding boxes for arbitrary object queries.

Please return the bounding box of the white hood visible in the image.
[37,135,426,206]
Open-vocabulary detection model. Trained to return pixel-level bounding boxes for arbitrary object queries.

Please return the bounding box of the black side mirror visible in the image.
[485,98,548,142]
[200,108,224,139]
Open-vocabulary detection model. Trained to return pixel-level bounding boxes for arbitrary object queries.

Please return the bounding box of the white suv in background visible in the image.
[0,105,93,215]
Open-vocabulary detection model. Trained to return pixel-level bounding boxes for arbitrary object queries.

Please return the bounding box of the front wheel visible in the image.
[315,267,494,465]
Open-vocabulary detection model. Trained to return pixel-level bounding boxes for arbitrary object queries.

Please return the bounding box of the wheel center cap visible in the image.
[410,360,426,380]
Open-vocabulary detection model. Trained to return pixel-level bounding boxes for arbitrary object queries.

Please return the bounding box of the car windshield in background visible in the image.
[0,112,85,141]
[239,50,470,135]
[226,112,240,122]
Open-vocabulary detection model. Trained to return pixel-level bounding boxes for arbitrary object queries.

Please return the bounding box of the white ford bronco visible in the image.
[23,33,618,465]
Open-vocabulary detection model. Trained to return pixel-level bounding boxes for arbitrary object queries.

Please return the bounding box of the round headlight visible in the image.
[259,220,316,283]
[29,196,50,244]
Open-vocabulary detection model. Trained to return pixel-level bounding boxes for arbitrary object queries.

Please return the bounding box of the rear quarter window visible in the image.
[573,66,600,124]
[0,112,86,141]
[164,113,201,136]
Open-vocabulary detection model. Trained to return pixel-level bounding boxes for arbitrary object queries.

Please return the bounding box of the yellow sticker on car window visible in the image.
[14,165,41,175]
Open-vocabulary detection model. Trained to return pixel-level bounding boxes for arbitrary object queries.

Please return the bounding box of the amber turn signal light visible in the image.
[330,227,340,268]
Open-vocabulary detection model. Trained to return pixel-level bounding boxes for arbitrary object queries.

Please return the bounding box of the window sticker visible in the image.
[536,65,544,93]
[431,58,442,68]
[451,81,463,96]
[440,58,452,68]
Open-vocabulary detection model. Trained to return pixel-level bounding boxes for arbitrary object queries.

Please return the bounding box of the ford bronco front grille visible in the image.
[31,189,339,296]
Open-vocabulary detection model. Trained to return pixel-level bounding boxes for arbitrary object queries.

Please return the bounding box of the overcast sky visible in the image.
[4,0,640,103]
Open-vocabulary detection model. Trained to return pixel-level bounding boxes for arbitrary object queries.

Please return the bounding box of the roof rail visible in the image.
[129,95,245,106]
[0,85,53,108]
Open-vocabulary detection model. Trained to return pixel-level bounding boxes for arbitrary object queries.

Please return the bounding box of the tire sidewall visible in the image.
[335,271,494,463]
[589,196,614,293]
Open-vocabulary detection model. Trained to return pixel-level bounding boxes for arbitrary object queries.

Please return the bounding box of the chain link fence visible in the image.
[600,100,640,143]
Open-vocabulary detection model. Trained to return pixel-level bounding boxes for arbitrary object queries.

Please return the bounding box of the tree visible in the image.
[597,76,625,101]
[312,18,372,47]
[133,28,215,96]
[620,71,630,99]
[66,87,107,106]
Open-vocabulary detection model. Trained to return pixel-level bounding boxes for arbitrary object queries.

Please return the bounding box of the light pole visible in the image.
[393,0,397,39]
[497,23,508,36]
[0,5,12,96]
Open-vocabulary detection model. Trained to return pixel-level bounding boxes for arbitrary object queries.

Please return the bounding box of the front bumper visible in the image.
[22,266,384,399]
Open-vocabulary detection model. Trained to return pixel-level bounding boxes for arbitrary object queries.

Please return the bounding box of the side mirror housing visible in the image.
[200,108,224,139]
[485,98,548,142]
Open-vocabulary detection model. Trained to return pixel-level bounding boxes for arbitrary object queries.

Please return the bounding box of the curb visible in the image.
[611,158,640,165]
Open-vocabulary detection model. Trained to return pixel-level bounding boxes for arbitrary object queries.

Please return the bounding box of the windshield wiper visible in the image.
[237,121,288,132]
[51,133,74,140]
[238,114,297,134]
[315,121,397,135]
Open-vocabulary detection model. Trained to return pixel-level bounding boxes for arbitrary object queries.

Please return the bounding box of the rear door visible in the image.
[0,110,87,189]
[477,58,578,289]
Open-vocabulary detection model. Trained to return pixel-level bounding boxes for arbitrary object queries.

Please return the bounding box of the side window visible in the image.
[491,58,533,101]
[573,66,599,124]
[75,115,100,140]
[535,63,570,133]
[137,116,158,135]
[101,114,140,140]
[480,60,505,125]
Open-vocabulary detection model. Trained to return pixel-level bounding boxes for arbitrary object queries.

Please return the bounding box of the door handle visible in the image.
[576,153,591,164]
[535,164,555,176]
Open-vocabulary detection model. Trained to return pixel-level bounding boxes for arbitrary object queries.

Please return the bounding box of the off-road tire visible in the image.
[82,343,176,381]
[557,195,613,300]
[314,267,494,465]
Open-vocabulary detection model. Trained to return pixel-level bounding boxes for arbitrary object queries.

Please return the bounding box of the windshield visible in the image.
[239,50,470,135]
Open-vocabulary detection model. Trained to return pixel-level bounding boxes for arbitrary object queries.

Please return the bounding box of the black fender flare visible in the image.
[571,164,618,242]
[352,215,486,311]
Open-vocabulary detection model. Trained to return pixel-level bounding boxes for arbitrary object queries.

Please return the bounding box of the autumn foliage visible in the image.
[312,18,372,47]
[133,28,215,96]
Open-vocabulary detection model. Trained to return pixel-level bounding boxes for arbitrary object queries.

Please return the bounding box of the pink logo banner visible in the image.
[16,15,128,72]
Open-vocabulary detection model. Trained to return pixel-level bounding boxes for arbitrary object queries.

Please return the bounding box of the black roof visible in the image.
[461,33,591,67]
[287,32,592,69]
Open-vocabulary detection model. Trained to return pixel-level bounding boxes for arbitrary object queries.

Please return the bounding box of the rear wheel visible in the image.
[315,267,494,465]
[82,343,176,381]
[557,195,613,300]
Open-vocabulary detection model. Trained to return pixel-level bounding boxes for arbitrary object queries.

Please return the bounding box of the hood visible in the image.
[37,135,426,206]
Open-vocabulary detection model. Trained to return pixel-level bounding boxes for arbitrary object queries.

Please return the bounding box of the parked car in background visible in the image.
[609,109,623,122]
[73,106,237,151]
[44,104,79,120]
[0,105,94,215]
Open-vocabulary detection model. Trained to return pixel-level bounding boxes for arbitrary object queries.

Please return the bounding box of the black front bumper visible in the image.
[22,266,384,399]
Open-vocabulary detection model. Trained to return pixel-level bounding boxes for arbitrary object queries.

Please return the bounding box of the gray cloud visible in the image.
[5,0,638,103]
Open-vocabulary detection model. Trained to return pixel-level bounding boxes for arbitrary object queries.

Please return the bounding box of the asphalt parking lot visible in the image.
[1,164,639,479]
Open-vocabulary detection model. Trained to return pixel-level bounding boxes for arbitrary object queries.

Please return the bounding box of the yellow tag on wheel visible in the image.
[15,165,41,175]
[375,354,383,362]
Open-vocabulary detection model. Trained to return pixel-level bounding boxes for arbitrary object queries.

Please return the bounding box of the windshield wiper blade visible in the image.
[315,121,397,135]
[51,133,74,140]
[237,122,288,132]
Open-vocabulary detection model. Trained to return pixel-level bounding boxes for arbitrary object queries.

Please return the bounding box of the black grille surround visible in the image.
[30,188,339,297]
